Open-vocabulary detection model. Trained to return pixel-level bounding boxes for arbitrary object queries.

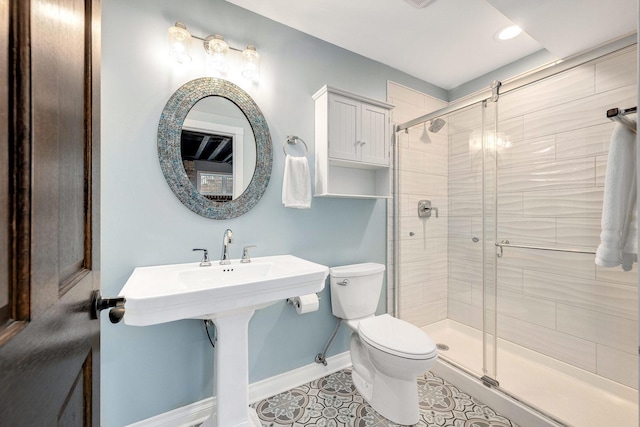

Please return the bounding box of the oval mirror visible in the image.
[158,78,272,219]
[181,96,257,201]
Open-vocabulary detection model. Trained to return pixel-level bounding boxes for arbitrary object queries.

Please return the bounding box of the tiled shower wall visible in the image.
[387,82,448,324]
[448,47,638,389]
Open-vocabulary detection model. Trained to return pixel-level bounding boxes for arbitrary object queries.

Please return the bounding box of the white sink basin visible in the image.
[120,254,329,326]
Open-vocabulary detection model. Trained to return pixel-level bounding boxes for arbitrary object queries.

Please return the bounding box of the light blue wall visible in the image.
[101,0,446,425]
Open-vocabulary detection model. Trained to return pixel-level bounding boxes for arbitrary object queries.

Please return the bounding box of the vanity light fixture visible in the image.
[168,21,260,82]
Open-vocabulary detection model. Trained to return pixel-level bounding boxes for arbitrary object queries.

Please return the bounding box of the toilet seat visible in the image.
[358,314,437,360]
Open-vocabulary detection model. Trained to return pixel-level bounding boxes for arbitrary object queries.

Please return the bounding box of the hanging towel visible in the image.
[282,154,312,209]
[596,122,637,271]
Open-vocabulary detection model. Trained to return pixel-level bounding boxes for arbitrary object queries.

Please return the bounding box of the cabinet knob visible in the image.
[360,141,367,146]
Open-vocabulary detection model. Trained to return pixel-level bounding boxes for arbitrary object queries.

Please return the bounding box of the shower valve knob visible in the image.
[418,200,438,218]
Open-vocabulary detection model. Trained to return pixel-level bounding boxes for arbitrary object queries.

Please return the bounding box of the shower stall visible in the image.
[391,44,638,426]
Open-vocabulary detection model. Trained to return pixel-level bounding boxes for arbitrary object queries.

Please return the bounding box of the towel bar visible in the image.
[282,135,309,157]
[607,106,637,134]
[495,240,596,258]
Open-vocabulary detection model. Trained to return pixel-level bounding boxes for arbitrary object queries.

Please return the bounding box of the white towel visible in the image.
[596,122,637,271]
[282,155,311,209]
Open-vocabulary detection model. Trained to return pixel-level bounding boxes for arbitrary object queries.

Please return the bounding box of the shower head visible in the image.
[428,118,446,133]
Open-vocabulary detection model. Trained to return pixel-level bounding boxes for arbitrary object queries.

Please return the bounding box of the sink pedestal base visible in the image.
[200,408,260,427]
[200,309,261,427]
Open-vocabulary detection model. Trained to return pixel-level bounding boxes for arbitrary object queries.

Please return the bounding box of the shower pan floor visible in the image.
[422,319,638,427]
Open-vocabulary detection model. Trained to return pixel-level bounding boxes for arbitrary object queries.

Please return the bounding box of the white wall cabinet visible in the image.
[313,85,394,198]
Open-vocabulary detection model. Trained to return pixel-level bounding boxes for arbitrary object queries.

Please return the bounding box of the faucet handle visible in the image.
[193,248,211,267]
[224,228,234,243]
[241,245,257,263]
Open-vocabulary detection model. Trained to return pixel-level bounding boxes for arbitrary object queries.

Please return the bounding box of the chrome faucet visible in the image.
[220,229,234,265]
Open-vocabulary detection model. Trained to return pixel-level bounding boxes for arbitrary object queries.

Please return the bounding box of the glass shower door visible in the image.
[446,99,498,384]
[481,99,498,385]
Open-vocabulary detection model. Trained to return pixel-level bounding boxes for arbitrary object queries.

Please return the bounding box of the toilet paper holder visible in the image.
[286,293,321,309]
[287,294,322,307]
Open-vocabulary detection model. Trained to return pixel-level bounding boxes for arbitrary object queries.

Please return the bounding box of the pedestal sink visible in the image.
[119,255,329,427]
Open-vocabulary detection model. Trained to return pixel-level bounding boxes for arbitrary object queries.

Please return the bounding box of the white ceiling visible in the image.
[226,0,637,90]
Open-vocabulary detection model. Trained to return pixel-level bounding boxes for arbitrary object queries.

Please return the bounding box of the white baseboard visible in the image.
[125,351,352,427]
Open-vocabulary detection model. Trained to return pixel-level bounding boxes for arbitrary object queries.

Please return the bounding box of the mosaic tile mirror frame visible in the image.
[157,77,273,219]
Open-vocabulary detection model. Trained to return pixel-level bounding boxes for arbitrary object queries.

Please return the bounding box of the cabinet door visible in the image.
[328,93,360,161]
[360,103,389,166]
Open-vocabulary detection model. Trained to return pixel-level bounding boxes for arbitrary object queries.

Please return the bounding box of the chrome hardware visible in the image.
[481,375,500,388]
[90,290,126,324]
[418,200,438,218]
[472,237,479,243]
[496,239,508,258]
[193,248,211,266]
[286,294,322,309]
[220,229,234,265]
[490,80,502,102]
[606,106,637,134]
[337,279,349,286]
[241,245,257,263]
[283,135,309,157]
[495,239,596,256]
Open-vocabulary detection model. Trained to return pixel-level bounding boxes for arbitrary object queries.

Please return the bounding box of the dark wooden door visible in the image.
[0,0,101,425]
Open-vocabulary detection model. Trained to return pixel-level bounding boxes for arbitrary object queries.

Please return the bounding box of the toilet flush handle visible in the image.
[337,279,349,286]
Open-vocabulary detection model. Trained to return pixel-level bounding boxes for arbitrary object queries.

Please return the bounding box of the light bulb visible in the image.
[241,45,260,81]
[205,35,229,75]
[168,22,192,63]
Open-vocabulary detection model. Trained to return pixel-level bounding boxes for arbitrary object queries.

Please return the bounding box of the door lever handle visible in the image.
[90,290,126,324]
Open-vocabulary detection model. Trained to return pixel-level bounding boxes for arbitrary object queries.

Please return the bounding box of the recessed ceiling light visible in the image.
[496,25,522,41]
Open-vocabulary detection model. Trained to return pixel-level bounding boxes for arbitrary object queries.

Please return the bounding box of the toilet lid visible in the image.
[358,314,437,360]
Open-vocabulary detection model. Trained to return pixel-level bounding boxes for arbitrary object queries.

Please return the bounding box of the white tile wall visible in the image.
[597,344,639,388]
[595,50,639,93]
[388,82,448,326]
[523,270,637,320]
[556,304,637,355]
[497,314,598,372]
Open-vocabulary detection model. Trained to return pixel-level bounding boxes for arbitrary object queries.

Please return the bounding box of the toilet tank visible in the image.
[329,263,385,319]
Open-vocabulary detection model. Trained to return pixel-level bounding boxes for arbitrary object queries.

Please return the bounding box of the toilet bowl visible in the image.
[329,263,438,425]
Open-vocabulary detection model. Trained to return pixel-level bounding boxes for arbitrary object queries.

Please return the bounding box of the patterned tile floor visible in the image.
[250,369,519,426]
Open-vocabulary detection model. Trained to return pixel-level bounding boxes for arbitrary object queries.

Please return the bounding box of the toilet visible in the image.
[329,263,437,425]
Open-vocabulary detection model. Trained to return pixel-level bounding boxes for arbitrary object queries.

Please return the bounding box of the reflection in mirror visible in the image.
[181,96,257,201]
[157,78,272,219]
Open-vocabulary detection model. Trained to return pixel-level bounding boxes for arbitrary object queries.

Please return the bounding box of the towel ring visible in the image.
[282,135,308,157]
